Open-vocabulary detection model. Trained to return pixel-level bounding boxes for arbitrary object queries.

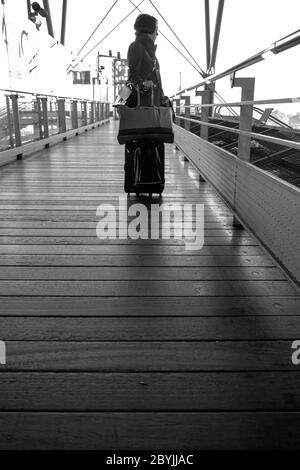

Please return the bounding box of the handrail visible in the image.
[172,96,300,108]
[0,88,108,103]
[174,96,297,131]
[176,115,300,151]
[0,89,111,161]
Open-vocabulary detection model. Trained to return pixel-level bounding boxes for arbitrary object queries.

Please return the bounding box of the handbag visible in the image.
[117,87,174,144]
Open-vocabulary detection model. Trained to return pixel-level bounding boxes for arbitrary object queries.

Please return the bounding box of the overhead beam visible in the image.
[209,0,225,72]
[204,0,211,72]
[42,0,54,38]
[60,0,68,45]
[26,0,31,18]
[171,27,300,98]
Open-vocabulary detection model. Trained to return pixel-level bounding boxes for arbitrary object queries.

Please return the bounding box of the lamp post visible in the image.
[96,51,126,119]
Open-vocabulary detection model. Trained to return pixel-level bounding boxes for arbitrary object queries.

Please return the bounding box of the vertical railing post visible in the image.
[181,95,190,131]
[206,83,215,117]
[57,98,66,133]
[231,75,255,227]
[10,94,22,153]
[178,96,190,160]
[173,99,180,126]
[196,89,210,140]
[5,95,14,148]
[41,97,49,139]
[88,101,91,124]
[91,102,95,124]
[96,102,100,122]
[82,101,87,126]
[194,89,209,182]
[87,102,90,124]
[172,98,181,151]
[71,100,78,129]
[231,76,255,162]
[36,96,44,139]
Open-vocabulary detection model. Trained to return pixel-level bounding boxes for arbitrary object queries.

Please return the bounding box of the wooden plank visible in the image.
[0,316,298,340]
[0,190,221,196]
[0,214,233,224]
[0,254,275,267]
[0,220,231,228]
[0,190,210,195]
[0,200,229,208]
[0,245,264,255]
[1,296,298,316]
[0,372,299,411]
[0,266,285,281]
[0,412,300,449]
[0,237,256,246]
[0,280,295,296]
[0,228,249,237]
[0,194,222,200]
[0,209,237,218]
[1,340,297,371]
[0,188,220,192]
[0,203,229,210]
[0,213,233,222]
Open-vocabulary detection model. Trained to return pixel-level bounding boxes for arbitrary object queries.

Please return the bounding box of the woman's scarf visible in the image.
[135,32,157,59]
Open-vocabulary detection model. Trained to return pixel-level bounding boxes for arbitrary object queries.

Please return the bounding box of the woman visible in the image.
[126,13,167,107]
[124,14,168,195]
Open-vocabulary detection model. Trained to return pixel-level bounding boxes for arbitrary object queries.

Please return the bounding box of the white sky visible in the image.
[60,0,300,106]
[1,0,300,112]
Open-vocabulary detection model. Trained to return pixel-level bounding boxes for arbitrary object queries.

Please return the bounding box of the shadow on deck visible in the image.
[0,121,300,449]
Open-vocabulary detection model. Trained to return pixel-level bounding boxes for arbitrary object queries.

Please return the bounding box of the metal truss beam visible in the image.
[60,0,68,45]
[204,0,211,72]
[42,0,54,38]
[209,0,225,72]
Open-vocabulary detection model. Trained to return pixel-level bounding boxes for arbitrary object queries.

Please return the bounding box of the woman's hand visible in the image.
[161,95,170,106]
[142,80,154,90]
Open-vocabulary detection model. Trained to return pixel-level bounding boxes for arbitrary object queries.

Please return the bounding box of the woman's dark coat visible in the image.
[126,32,164,107]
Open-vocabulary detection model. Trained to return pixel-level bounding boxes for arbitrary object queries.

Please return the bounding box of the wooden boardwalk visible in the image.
[0,121,300,449]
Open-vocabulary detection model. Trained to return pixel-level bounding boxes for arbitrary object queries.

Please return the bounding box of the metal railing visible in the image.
[173,95,300,159]
[175,114,300,152]
[0,88,110,159]
[173,93,300,286]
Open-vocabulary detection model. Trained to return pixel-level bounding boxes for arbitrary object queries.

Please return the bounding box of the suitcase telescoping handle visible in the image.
[136,84,155,107]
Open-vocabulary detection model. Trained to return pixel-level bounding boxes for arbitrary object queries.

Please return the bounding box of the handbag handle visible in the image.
[136,85,154,107]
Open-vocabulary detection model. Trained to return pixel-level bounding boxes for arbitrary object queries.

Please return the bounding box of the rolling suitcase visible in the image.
[124,140,165,196]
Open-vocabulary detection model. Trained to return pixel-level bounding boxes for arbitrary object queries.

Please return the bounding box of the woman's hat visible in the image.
[134,14,157,34]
